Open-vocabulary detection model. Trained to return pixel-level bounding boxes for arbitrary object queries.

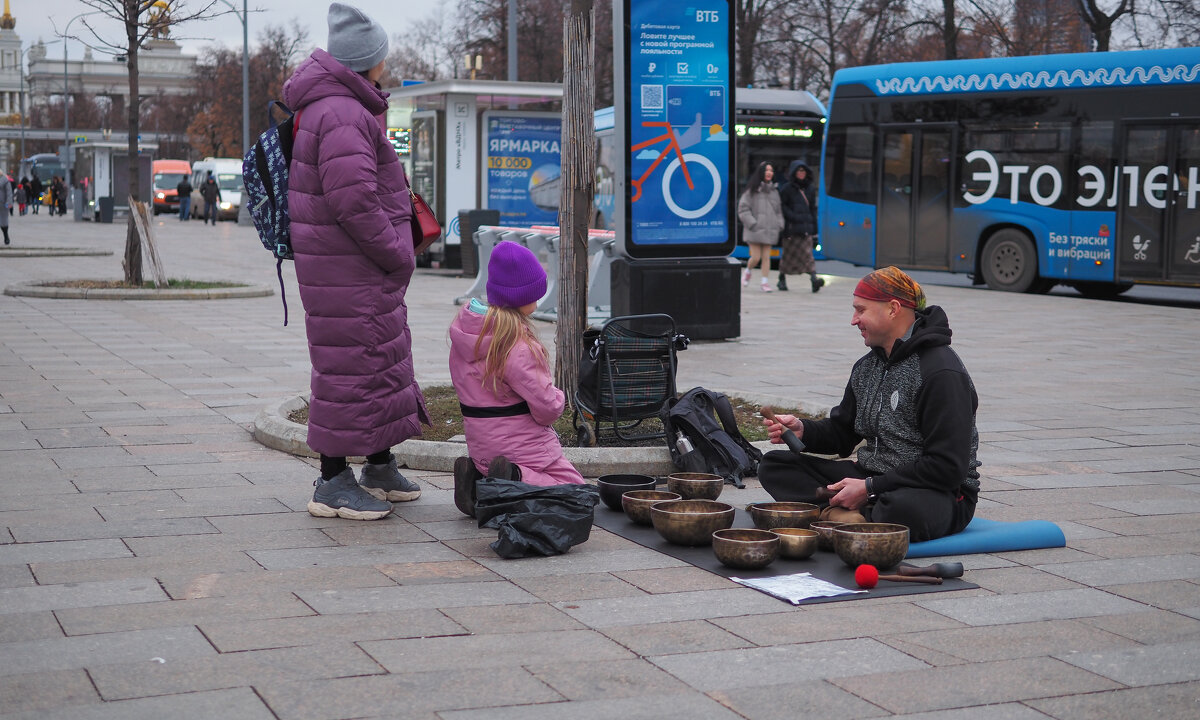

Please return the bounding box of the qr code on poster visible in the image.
[641,84,664,110]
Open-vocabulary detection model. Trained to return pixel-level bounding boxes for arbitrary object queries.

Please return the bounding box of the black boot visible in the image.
[776,273,788,291]
[811,273,825,293]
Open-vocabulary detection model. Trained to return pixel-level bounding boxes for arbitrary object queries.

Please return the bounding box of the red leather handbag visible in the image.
[402,166,440,255]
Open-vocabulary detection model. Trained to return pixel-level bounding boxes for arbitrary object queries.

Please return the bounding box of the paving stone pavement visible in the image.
[1,211,1199,719]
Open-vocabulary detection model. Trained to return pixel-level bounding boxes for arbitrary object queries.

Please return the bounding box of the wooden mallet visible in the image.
[760,406,806,454]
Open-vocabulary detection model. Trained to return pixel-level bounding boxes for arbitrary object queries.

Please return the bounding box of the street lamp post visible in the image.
[17,41,60,165]
[216,0,251,225]
[61,12,97,189]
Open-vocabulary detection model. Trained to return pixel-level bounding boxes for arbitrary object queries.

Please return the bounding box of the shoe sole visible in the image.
[306,500,392,521]
[362,486,421,502]
[453,457,478,518]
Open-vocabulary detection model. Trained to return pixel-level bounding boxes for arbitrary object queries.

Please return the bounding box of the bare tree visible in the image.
[384,7,459,82]
[777,0,913,101]
[186,23,308,157]
[1159,0,1200,44]
[1076,0,1133,50]
[63,0,233,285]
[733,0,791,87]
[556,0,595,413]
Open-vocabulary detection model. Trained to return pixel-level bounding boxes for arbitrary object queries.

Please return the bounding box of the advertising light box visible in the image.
[617,0,735,258]
[481,112,563,227]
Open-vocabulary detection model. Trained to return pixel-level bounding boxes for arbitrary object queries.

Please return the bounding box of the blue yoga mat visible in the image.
[907,517,1065,558]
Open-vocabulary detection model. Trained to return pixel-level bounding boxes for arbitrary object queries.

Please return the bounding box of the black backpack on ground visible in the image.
[661,387,763,488]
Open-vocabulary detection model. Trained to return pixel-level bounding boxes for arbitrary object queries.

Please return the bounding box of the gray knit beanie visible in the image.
[327,3,388,72]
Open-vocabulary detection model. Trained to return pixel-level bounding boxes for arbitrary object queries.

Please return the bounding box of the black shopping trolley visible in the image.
[572,314,688,446]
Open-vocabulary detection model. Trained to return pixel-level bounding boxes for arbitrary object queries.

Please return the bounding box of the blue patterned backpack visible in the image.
[243,101,300,325]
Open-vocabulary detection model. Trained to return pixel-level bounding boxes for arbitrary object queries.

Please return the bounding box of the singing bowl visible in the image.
[597,474,658,511]
[809,520,846,551]
[650,499,735,546]
[621,490,681,526]
[666,472,724,500]
[746,501,820,530]
[831,523,910,569]
[772,527,819,560]
[712,528,780,570]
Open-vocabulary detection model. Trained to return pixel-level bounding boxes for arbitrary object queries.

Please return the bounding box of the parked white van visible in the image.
[189,157,243,221]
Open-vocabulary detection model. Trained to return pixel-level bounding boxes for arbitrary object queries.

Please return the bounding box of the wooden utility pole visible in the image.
[555,0,596,415]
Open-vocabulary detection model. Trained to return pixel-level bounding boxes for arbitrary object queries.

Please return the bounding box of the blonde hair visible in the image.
[475,305,549,392]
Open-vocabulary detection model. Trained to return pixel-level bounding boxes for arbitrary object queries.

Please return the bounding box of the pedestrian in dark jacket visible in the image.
[778,160,824,292]
[199,173,221,225]
[176,177,193,220]
[758,267,979,542]
[285,2,429,521]
[29,174,42,215]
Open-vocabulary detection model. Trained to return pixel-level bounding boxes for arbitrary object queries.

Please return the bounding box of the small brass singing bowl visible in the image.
[746,501,820,530]
[771,527,819,560]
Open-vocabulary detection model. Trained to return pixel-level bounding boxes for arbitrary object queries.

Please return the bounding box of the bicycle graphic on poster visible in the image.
[629,113,722,220]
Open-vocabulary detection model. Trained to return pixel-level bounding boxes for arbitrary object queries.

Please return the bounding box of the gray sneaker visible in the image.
[360,454,421,502]
[308,468,392,520]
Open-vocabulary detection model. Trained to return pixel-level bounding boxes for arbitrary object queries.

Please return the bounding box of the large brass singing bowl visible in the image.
[621,490,681,526]
[650,499,735,546]
[831,523,910,569]
[772,527,818,560]
[712,528,779,570]
[746,501,820,530]
[666,472,724,500]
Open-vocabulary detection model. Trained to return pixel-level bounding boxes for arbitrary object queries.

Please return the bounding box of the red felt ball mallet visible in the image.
[855,564,879,589]
[856,563,944,588]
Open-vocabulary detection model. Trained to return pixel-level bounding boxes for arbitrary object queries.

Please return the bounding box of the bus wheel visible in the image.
[1072,281,1133,299]
[980,229,1038,293]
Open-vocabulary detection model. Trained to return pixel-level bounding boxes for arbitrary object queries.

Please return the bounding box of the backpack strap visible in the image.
[710,392,744,443]
[277,257,288,327]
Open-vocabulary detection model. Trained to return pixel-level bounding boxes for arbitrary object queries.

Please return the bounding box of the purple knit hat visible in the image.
[487,241,547,308]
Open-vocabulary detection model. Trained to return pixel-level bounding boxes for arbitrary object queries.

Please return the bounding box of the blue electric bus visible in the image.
[819,47,1200,296]
[596,87,826,261]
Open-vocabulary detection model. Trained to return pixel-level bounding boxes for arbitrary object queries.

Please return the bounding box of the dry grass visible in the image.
[289,385,818,448]
[38,279,245,289]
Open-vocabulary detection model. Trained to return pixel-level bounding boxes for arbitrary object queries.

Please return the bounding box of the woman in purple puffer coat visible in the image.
[285,3,429,521]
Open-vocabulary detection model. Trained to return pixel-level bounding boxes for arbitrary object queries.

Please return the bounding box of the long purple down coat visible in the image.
[448,304,585,487]
[284,49,428,457]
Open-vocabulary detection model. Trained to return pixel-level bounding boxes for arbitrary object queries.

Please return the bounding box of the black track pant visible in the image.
[757,449,975,542]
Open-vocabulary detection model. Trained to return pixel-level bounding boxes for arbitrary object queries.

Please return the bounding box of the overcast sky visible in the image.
[16,0,414,66]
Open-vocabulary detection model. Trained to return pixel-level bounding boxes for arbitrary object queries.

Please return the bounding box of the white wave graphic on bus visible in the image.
[874,64,1200,95]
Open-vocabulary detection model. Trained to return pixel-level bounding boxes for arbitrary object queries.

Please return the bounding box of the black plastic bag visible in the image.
[475,478,600,558]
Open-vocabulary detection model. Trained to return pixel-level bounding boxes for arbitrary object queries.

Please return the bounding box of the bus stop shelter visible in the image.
[386,79,563,268]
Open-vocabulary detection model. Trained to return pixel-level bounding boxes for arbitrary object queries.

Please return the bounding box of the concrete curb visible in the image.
[4,282,274,300]
[252,393,815,476]
[0,247,114,257]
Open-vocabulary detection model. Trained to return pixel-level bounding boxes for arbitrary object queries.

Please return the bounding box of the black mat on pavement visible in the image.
[593,505,978,605]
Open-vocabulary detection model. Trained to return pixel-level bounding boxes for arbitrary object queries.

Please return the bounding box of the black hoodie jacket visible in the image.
[779,159,816,237]
[799,305,981,501]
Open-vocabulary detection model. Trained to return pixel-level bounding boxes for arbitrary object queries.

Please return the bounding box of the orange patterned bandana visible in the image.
[853,266,926,310]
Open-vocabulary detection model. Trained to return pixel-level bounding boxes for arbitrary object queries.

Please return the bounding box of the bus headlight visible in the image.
[156,192,165,200]
[219,202,232,210]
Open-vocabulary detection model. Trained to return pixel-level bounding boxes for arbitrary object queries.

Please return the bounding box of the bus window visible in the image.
[1075,121,1114,209]
[825,125,874,204]
[963,122,1071,209]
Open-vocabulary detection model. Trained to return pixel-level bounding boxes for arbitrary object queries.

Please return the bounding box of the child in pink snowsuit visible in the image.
[448,241,585,516]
